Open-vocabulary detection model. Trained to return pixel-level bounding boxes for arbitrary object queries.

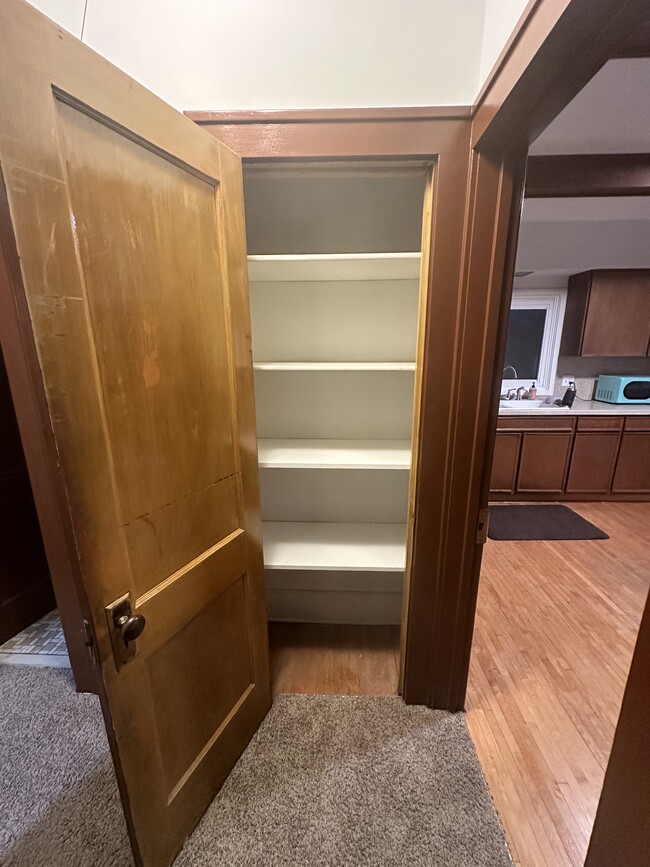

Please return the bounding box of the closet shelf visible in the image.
[248,252,421,283]
[262,522,407,572]
[258,439,411,469]
[253,361,416,371]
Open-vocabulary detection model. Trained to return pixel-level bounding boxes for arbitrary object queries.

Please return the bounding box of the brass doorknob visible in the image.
[116,613,146,644]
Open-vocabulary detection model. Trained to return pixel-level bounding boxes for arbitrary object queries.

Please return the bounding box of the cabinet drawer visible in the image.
[498,415,575,432]
[624,417,650,432]
[576,416,623,431]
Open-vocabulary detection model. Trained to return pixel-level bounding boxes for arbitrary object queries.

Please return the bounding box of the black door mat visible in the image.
[488,504,609,541]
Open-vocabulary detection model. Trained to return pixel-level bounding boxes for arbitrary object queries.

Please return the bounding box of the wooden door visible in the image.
[0,4,270,866]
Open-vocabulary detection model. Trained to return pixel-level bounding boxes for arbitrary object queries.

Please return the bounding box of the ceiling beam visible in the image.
[526,153,650,197]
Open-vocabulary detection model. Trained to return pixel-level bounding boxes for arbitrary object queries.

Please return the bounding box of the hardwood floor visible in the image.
[268,622,400,695]
[467,502,650,867]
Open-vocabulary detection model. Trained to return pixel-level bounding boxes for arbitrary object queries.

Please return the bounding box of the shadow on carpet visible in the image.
[0,665,512,867]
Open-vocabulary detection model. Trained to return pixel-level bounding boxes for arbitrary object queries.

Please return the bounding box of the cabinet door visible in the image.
[582,272,650,357]
[612,433,650,493]
[517,432,573,493]
[490,433,521,494]
[566,432,620,494]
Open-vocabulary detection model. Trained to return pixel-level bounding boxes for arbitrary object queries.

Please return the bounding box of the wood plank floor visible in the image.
[467,502,650,867]
[269,622,400,695]
[267,503,649,867]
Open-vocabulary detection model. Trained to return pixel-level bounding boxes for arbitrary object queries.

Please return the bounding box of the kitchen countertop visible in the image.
[499,400,650,416]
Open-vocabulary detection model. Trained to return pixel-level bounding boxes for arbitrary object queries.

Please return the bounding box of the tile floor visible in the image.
[0,610,70,668]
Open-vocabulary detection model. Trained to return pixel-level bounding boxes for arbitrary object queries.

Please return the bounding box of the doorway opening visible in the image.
[0,347,68,667]
[241,160,432,696]
[470,56,650,867]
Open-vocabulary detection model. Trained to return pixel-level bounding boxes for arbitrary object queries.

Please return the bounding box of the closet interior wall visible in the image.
[243,162,428,626]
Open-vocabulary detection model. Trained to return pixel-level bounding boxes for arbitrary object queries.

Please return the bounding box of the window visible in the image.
[501,289,566,395]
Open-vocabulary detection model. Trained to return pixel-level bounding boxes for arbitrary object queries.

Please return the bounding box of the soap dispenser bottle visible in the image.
[561,381,577,408]
[528,382,537,399]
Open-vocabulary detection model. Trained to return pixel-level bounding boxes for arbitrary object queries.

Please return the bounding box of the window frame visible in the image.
[501,288,567,396]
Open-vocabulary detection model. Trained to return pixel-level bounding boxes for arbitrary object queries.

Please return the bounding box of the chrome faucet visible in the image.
[515,386,528,400]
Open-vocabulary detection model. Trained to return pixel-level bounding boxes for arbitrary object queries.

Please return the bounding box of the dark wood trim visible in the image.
[614,17,650,58]
[472,0,542,110]
[0,169,96,692]
[526,154,650,197]
[185,106,472,125]
[584,589,650,867]
[185,115,470,162]
[447,146,527,709]
[472,0,650,150]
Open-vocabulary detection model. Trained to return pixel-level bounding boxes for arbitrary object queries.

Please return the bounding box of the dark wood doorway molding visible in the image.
[526,153,650,198]
[187,0,650,714]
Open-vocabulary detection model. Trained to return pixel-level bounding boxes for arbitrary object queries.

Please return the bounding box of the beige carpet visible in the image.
[0,665,511,866]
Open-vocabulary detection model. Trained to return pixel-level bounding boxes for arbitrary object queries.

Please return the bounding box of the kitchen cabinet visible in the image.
[517,431,573,493]
[490,433,521,494]
[612,419,650,494]
[491,414,650,501]
[566,417,624,494]
[560,270,650,357]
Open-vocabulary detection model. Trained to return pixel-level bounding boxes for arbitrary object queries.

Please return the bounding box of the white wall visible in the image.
[478,0,529,86]
[26,0,488,110]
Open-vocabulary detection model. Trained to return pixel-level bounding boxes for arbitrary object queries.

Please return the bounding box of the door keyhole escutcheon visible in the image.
[106,593,146,669]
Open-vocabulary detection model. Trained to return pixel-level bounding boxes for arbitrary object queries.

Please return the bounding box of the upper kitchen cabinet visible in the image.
[560,270,650,357]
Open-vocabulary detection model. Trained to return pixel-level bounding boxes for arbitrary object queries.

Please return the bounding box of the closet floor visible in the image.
[268,622,400,696]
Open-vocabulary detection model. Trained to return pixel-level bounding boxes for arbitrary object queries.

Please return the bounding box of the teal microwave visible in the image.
[594,375,650,404]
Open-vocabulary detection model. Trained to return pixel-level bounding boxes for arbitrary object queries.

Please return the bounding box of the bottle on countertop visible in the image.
[561,381,577,408]
[528,382,537,399]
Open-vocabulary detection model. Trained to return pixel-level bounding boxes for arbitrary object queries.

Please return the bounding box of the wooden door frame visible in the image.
[187,0,650,711]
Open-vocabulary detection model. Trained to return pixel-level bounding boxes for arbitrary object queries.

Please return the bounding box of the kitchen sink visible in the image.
[499,399,549,409]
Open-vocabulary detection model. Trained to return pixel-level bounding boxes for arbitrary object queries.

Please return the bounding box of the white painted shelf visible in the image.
[258,439,411,470]
[254,361,416,371]
[262,522,407,572]
[248,252,421,282]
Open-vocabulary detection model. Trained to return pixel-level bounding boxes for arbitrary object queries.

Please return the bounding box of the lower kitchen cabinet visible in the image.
[490,415,650,500]
[612,432,650,494]
[490,432,520,494]
[517,432,573,493]
[566,432,621,494]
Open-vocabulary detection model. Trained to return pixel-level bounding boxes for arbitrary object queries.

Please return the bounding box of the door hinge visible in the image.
[476,507,490,544]
[83,619,98,668]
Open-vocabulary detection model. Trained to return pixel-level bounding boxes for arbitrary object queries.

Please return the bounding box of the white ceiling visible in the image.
[522,197,650,222]
[518,59,650,286]
[530,58,650,155]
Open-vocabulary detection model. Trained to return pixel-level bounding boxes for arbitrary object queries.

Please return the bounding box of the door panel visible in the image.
[0,4,270,866]
[517,432,573,493]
